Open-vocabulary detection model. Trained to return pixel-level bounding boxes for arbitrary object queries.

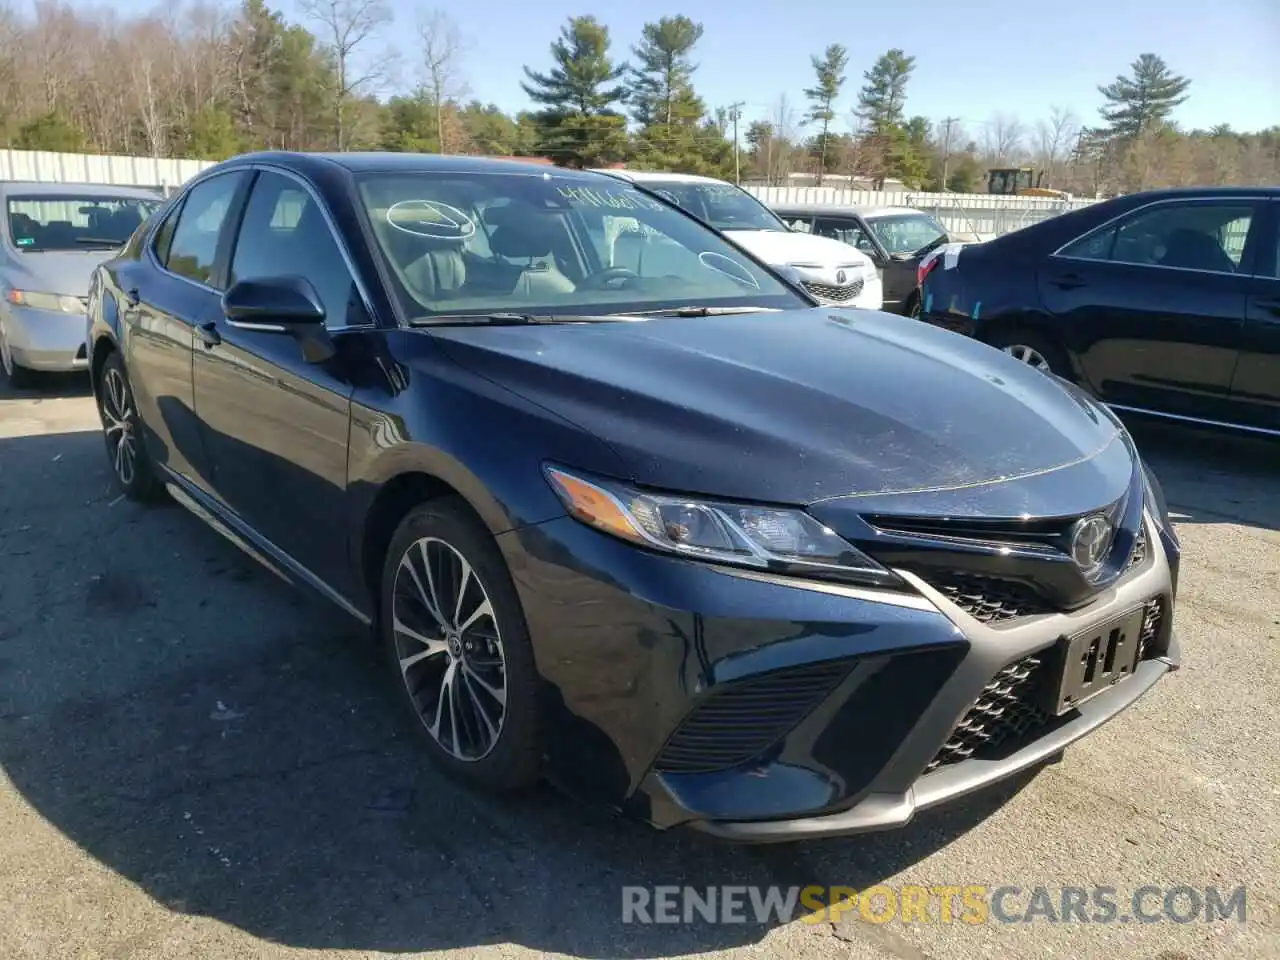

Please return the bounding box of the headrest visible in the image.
[490,219,554,259]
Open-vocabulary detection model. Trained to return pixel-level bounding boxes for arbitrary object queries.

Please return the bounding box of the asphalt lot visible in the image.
[1,372,1276,960]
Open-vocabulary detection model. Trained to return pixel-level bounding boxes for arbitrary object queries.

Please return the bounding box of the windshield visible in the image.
[8,195,161,251]
[356,172,805,319]
[865,213,948,256]
[638,180,788,232]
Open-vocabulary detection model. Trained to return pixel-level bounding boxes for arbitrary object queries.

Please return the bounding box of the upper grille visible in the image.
[804,278,864,303]
[653,658,852,774]
[933,573,1054,624]
[926,653,1050,772]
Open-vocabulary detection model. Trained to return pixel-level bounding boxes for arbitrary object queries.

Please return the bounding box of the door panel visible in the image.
[1231,202,1280,429]
[1040,200,1258,422]
[124,172,247,490]
[192,170,363,595]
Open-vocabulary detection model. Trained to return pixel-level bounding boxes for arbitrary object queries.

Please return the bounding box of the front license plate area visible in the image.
[1052,607,1145,715]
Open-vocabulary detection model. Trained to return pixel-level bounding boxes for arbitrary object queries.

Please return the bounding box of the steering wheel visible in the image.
[578,267,639,290]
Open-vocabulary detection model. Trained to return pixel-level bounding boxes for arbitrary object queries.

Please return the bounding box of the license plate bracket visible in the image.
[1051,607,1145,715]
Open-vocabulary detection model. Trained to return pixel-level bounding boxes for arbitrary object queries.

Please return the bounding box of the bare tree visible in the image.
[1035,105,1079,187]
[765,92,800,183]
[299,0,391,149]
[417,8,468,152]
[982,112,1025,166]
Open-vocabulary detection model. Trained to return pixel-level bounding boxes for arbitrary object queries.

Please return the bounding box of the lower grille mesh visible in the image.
[654,659,852,774]
[927,594,1168,773]
[925,654,1050,771]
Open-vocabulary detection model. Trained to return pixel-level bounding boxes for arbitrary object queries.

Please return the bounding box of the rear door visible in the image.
[1231,199,1280,431]
[1039,197,1262,423]
[123,170,249,492]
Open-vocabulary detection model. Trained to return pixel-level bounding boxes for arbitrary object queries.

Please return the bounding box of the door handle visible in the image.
[1051,273,1087,291]
[197,321,222,349]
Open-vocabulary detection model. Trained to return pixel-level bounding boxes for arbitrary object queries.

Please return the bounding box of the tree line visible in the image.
[0,0,1275,196]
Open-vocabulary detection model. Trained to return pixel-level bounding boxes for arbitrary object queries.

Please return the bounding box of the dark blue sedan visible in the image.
[86,152,1181,842]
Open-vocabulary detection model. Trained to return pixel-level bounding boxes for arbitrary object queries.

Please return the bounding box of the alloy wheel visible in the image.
[0,325,14,377]
[392,536,508,761]
[101,367,138,486]
[1003,344,1052,371]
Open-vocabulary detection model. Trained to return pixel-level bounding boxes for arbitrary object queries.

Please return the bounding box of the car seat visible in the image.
[1158,228,1236,273]
[483,204,574,297]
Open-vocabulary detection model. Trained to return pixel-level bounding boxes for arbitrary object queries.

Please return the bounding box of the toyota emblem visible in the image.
[1069,514,1114,573]
[836,270,847,284]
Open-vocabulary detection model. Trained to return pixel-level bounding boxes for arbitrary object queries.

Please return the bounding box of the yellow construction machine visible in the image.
[986,167,1070,199]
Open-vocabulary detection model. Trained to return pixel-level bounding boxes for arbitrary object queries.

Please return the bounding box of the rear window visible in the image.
[8,195,162,252]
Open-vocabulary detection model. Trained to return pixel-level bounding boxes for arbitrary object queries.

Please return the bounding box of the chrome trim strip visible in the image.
[1107,403,1280,437]
[707,564,940,612]
[225,319,289,333]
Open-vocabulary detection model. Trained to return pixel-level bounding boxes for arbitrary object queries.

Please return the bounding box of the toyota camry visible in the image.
[87,153,1181,842]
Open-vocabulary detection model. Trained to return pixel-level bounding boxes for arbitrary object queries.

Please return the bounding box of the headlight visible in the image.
[544,466,897,586]
[6,290,84,314]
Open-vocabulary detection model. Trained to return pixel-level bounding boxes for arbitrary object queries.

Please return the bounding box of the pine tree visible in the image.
[803,44,848,185]
[520,15,629,167]
[629,16,704,128]
[856,49,915,133]
[1098,53,1191,139]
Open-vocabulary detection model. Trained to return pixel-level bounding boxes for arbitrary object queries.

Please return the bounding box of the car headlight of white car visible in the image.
[6,289,85,314]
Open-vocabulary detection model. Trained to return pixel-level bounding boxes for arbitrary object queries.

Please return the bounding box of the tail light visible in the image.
[917,252,942,288]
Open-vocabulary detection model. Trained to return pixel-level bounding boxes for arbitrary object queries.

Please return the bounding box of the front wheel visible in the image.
[96,352,164,501]
[0,324,36,389]
[380,497,543,794]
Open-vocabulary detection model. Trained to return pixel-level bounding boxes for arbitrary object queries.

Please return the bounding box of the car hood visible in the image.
[428,308,1126,509]
[722,229,873,270]
[4,248,120,297]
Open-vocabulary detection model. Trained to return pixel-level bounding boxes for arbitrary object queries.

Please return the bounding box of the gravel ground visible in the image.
[0,372,1276,960]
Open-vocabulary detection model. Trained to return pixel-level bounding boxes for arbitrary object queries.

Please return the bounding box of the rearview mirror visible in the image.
[222,276,326,329]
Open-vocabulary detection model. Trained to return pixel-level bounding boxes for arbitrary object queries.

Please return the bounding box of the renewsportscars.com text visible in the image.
[621,884,1247,926]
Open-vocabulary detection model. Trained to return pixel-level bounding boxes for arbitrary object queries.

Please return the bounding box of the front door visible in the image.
[1038,198,1261,423]
[192,169,372,597]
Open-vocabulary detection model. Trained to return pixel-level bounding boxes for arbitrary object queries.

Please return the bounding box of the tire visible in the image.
[986,329,1070,378]
[96,352,164,501]
[379,497,543,794]
[904,292,922,320]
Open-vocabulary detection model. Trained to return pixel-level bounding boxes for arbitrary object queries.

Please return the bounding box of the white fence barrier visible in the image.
[0,148,216,194]
[745,185,1101,240]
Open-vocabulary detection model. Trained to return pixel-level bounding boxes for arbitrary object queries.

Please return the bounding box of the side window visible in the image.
[230,171,366,329]
[782,217,813,233]
[151,201,182,264]
[1062,203,1255,274]
[814,217,876,254]
[165,174,245,287]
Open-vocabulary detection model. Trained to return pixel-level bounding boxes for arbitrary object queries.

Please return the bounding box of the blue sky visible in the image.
[198,0,1280,135]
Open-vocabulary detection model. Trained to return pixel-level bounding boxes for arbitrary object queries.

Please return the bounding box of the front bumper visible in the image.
[497,507,1179,842]
[2,305,89,370]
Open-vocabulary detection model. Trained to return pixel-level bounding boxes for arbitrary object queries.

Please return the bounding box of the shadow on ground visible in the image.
[0,428,1033,957]
[0,369,93,401]
[1124,417,1279,532]
[0,413,1273,956]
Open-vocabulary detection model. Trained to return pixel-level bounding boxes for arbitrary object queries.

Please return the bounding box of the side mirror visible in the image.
[222,276,326,329]
[222,276,334,364]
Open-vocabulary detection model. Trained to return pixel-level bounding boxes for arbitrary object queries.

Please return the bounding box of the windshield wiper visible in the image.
[910,236,948,259]
[75,237,124,246]
[409,313,622,327]
[630,305,779,317]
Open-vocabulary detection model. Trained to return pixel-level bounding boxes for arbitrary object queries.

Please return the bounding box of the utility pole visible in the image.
[728,101,746,184]
[939,116,960,192]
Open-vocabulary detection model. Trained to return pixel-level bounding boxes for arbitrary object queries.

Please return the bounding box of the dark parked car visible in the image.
[774,204,953,315]
[918,186,1280,436]
[87,152,1181,842]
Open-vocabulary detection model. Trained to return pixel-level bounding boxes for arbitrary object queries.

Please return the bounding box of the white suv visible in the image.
[595,170,883,310]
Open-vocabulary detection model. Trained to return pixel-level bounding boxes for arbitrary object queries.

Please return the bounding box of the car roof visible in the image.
[593,169,729,186]
[0,181,163,199]
[218,151,615,183]
[771,203,929,219]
